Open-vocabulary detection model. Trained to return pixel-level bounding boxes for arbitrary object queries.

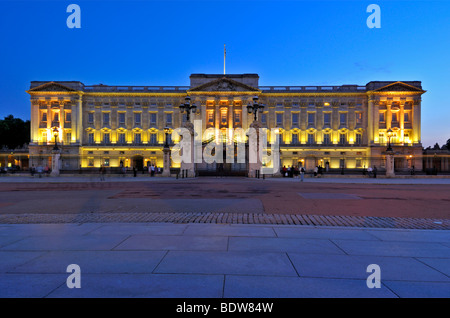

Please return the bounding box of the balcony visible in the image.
[259,85,367,93]
[83,85,190,93]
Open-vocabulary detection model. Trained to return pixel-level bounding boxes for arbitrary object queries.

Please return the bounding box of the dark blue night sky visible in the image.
[0,0,449,147]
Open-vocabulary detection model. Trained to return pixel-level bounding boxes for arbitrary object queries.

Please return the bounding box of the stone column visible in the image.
[412,99,421,144]
[367,98,374,145]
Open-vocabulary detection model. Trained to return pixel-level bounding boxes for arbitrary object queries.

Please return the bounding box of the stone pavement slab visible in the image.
[154,251,298,276]
[10,251,167,274]
[287,253,450,282]
[47,274,225,298]
[331,239,450,258]
[0,222,448,298]
[228,236,345,254]
[223,275,398,298]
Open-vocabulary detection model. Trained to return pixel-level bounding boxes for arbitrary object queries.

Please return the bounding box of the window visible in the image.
[292,133,299,144]
[134,113,141,125]
[53,112,59,122]
[88,158,94,167]
[88,133,94,144]
[392,112,398,123]
[41,112,47,122]
[261,114,267,124]
[234,111,241,123]
[207,111,214,123]
[340,113,347,125]
[118,113,126,124]
[150,113,157,125]
[379,112,385,123]
[404,133,411,144]
[221,110,227,124]
[379,133,385,144]
[356,133,362,145]
[356,112,362,124]
[276,113,283,125]
[307,133,314,145]
[323,113,331,125]
[134,133,141,144]
[104,158,110,167]
[166,113,172,124]
[404,112,410,122]
[323,133,330,145]
[65,132,71,144]
[41,131,48,143]
[65,112,71,122]
[103,112,110,126]
[88,113,94,124]
[307,113,315,125]
[339,133,346,144]
[292,113,299,125]
[118,133,126,144]
[103,133,110,144]
[150,133,157,144]
[356,159,362,168]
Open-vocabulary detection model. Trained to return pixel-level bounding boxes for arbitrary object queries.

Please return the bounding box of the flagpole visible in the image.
[223,44,226,75]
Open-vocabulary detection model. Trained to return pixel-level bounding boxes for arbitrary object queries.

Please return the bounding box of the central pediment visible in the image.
[28,81,78,92]
[370,81,425,93]
[189,77,260,92]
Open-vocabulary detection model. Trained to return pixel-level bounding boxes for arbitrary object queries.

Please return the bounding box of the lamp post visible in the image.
[162,126,171,177]
[179,96,197,121]
[386,128,394,152]
[385,128,395,178]
[52,126,59,151]
[164,126,170,147]
[247,96,264,121]
[50,127,60,176]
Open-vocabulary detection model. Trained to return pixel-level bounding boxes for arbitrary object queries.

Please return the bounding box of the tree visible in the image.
[432,143,440,150]
[443,138,450,150]
[0,115,30,149]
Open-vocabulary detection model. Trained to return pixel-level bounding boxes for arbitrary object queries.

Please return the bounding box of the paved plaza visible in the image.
[0,175,449,298]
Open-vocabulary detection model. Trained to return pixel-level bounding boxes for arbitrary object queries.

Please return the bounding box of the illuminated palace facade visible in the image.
[27,74,425,174]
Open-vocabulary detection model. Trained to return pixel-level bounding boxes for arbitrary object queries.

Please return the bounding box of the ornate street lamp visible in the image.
[179,96,197,121]
[247,96,264,121]
[386,128,394,152]
[164,126,170,147]
[52,126,59,151]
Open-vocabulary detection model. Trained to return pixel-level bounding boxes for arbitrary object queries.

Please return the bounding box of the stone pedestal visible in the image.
[272,149,282,177]
[162,146,171,177]
[50,150,60,177]
[180,122,196,178]
[247,121,262,178]
[385,151,395,178]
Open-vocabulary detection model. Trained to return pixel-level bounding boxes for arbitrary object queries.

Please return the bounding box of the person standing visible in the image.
[367,166,372,178]
[373,166,377,178]
[300,167,305,182]
[99,164,105,181]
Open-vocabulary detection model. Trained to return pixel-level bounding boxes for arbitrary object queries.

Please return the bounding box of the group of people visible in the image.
[97,163,162,180]
[148,164,161,177]
[364,166,378,178]
[281,165,307,181]
[30,165,50,178]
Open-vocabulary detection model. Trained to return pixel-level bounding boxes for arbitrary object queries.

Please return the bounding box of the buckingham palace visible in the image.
[26,73,426,176]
